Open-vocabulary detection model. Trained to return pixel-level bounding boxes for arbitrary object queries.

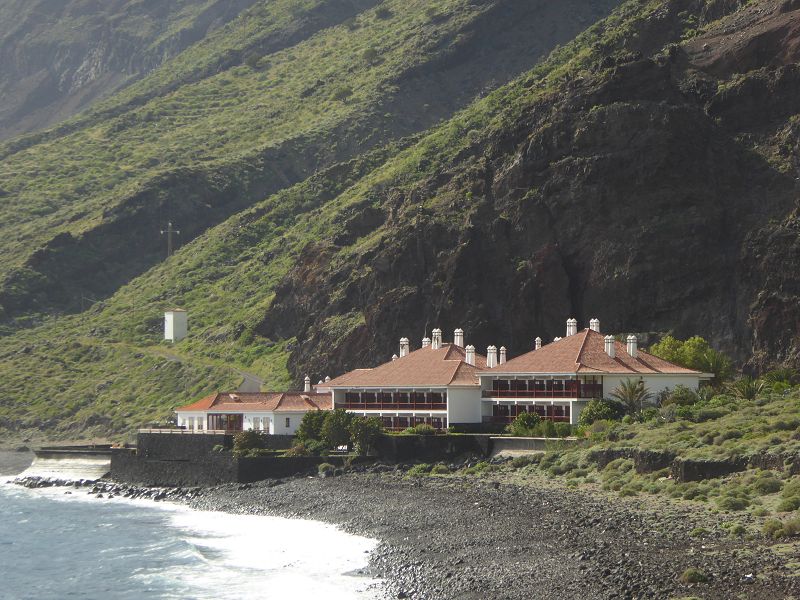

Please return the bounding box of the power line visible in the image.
[160,222,181,257]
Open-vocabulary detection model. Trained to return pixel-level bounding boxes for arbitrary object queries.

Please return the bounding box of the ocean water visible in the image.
[0,480,382,600]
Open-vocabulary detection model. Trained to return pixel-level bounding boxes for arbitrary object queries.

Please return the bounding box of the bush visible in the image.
[361,47,379,63]
[752,473,783,495]
[407,463,432,477]
[403,423,436,436]
[679,568,709,584]
[727,522,746,537]
[211,444,225,453]
[318,462,336,477]
[540,420,557,438]
[555,422,572,438]
[233,430,265,457]
[430,464,450,475]
[331,84,353,101]
[579,398,625,426]
[715,494,750,511]
[507,412,541,436]
[349,416,383,455]
[285,442,311,457]
[375,6,392,19]
[321,409,353,449]
[661,385,700,407]
[296,410,328,443]
[763,517,800,539]
[511,454,541,469]
[776,497,800,512]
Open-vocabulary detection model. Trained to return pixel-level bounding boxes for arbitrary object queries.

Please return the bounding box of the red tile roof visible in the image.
[324,344,486,388]
[494,329,702,375]
[176,391,332,412]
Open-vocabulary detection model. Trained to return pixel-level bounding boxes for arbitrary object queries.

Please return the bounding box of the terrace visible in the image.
[336,391,447,411]
[482,379,602,399]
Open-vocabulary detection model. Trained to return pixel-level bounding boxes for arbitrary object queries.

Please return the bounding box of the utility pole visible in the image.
[160,222,180,258]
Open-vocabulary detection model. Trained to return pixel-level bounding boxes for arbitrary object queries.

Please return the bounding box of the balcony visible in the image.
[482,380,602,400]
[483,415,570,424]
[336,401,447,411]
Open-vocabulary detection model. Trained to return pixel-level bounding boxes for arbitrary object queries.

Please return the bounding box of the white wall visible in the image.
[602,375,702,403]
[446,387,482,424]
[164,311,187,342]
[271,412,305,435]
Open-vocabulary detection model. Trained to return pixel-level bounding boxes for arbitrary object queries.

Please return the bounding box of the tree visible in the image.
[321,409,353,450]
[648,335,733,384]
[609,378,653,419]
[295,410,327,442]
[508,412,541,436]
[578,398,625,426]
[349,416,383,455]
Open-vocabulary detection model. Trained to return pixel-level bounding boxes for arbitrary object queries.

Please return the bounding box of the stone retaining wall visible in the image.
[374,434,490,462]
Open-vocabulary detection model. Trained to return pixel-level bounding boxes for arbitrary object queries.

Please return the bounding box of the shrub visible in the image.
[361,47,379,63]
[211,444,225,453]
[578,398,625,426]
[285,442,311,457]
[375,6,392,19]
[321,409,353,449]
[233,430,265,456]
[349,416,383,455]
[244,53,261,69]
[404,423,436,435]
[407,463,432,477]
[776,497,800,512]
[689,527,709,538]
[511,454,541,469]
[331,84,353,101]
[304,439,329,456]
[555,422,572,438]
[782,477,800,498]
[430,464,450,475]
[763,518,800,539]
[318,462,336,477]
[540,420,557,438]
[716,494,750,511]
[753,473,783,495]
[295,410,328,442]
[507,412,541,436]
[661,385,700,407]
[679,568,709,584]
[727,522,746,537]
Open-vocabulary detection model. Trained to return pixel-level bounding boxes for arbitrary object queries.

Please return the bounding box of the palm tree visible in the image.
[609,378,653,419]
[724,376,765,401]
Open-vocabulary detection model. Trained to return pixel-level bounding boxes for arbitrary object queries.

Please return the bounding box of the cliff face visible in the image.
[261,0,800,380]
[0,0,264,141]
[0,0,620,330]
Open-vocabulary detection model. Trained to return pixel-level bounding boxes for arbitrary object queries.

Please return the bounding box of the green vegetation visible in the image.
[678,568,708,584]
[649,335,733,384]
[402,424,437,436]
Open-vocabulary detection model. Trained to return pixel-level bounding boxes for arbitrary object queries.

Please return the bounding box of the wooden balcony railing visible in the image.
[336,402,447,411]
[482,382,602,400]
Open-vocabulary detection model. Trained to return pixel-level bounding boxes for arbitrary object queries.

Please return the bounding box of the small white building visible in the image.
[319,328,486,430]
[164,309,188,342]
[479,319,712,425]
[175,391,332,434]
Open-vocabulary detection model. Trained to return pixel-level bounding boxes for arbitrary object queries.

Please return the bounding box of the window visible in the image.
[252,417,261,431]
[197,417,204,431]
[285,417,291,429]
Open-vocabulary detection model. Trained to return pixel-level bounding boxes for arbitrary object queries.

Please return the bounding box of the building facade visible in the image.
[319,328,486,431]
[175,391,331,435]
[479,321,711,426]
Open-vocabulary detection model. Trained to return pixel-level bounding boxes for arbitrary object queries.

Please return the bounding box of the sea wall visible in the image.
[490,437,578,454]
[373,434,490,462]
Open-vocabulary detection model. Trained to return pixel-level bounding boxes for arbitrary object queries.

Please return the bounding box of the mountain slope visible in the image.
[0,0,619,332]
[0,0,261,141]
[3,0,799,442]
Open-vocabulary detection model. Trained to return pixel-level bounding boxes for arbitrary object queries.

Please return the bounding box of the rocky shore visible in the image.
[9,461,800,600]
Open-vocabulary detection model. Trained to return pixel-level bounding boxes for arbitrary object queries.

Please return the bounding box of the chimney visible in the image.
[589,318,600,332]
[325,376,331,382]
[486,346,498,368]
[626,335,638,358]
[422,337,431,348]
[465,345,476,366]
[604,335,616,358]
[304,375,311,392]
[453,328,464,348]
[499,346,507,364]
[566,318,578,336]
[431,328,442,350]
[535,337,542,350]
[399,338,410,357]
[392,354,398,361]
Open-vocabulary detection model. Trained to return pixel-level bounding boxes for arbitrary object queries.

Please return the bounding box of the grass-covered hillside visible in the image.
[0,0,263,141]
[0,0,615,330]
[2,0,800,441]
